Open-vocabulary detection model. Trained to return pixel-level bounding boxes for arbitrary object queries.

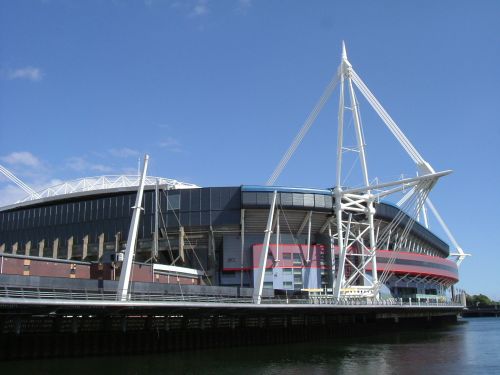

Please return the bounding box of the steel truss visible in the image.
[388,273,456,299]
[332,43,452,299]
[397,188,470,266]
[267,43,455,299]
[14,175,199,204]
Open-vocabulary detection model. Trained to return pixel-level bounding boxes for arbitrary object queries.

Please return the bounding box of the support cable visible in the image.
[0,164,40,199]
[266,71,341,186]
[350,70,428,168]
[426,198,469,265]
[162,190,213,286]
[158,190,178,264]
[377,180,433,285]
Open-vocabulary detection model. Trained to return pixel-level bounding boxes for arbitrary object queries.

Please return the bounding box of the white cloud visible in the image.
[1,151,41,167]
[0,177,67,207]
[66,157,113,173]
[4,67,43,82]
[158,136,183,152]
[190,0,209,17]
[0,184,29,207]
[108,148,141,158]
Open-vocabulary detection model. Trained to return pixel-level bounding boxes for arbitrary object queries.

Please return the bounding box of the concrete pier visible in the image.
[0,297,462,360]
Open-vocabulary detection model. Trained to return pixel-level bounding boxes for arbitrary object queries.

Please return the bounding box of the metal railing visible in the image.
[0,285,464,308]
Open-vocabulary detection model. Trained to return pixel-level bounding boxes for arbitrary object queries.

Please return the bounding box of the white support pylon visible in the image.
[333,42,379,299]
[253,191,278,304]
[267,42,455,299]
[117,154,149,301]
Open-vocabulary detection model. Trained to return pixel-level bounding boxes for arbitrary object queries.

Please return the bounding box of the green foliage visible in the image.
[466,294,494,307]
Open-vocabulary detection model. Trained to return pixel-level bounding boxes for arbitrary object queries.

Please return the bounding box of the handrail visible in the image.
[0,285,464,308]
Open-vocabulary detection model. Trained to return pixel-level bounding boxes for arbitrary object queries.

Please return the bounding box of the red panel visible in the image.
[1,257,24,275]
[365,250,458,281]
[30,261,69,278]
[245,244,459,282]
[131,263,153,282]
[252,243,326,269]
[74,265,91,279]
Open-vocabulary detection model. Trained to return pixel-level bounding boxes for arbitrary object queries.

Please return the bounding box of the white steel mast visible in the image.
[266,42,454,299]
[117,154,149,301]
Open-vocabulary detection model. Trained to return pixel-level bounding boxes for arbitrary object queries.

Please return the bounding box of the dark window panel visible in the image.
[201,188,211,210]
[190,189,201,211]
[314,194,325,208]
[242,192,257,206]
[180,190,191,211]
[226,187,241,209]
[190,212,200,227]
[200,211,211,226]
[180,212,190,226]
[304,194,314,207]
[167,194,180,211]
[211,188,221,210]
[324,195,333,209]
[292,193,304,207]
[281,192,293,207]
[211,210,222,225]
[256,192,269,206]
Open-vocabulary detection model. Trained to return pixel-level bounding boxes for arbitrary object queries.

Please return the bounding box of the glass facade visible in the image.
[0,186,241,258]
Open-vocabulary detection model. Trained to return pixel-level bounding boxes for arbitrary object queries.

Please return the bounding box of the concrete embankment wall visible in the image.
[0,311,458,360]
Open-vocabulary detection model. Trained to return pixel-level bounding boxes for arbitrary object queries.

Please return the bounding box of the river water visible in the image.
[3,317,499,374]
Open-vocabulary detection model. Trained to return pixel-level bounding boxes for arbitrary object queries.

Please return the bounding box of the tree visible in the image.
[466,293,493,307]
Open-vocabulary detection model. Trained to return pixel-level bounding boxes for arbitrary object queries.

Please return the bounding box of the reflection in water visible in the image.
[2,318,499,375]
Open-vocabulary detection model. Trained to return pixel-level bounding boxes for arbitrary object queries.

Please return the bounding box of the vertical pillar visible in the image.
[0,244,4,253]
[179,226,185,263]
[153,179,159,261]
[328,223,336,290]
[12,242,18,255]
[52,238,59,259]
[25,241,31,256]
[240,209,245,288]
[347,64,378,297]
[460,290,466,306]
[67,236,74,260]
[117,154,149,301]
[38,239,45,257]
[360,236,365,286]
[208,227,216,280]
[82,235,89,260]
[333,189,346,298]
[115,232,121,252]
[275,209,280,261]
[334,49,346,298]
[306,211,312,263]
[98,233,105,260]
[113,232,120,281]
[253,191,277,304]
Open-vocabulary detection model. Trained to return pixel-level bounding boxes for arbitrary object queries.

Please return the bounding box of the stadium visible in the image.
[0,176,459,301]
[0,44,465,303]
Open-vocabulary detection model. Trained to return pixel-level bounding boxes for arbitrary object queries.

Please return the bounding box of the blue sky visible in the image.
[1,0,499,299]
